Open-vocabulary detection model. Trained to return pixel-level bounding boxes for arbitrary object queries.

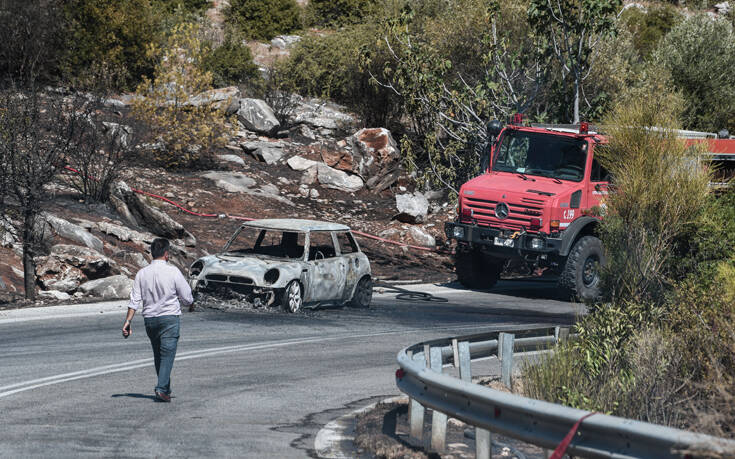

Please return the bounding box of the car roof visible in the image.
[240,219,351,232]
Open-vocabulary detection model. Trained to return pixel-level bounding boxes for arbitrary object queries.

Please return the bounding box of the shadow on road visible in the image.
[111,393,158,401]
[438,278,573,302]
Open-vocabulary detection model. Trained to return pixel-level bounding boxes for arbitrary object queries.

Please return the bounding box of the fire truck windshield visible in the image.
[492,130,588,182]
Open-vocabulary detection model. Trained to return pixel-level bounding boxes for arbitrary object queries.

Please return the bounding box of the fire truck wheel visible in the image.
[455,250,502,290]
[559,235,604,302]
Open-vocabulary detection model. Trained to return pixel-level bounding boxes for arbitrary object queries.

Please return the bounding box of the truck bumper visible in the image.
[444,222,562,256]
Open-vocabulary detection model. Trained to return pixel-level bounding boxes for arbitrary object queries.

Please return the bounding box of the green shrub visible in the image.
[226,0,301,41]
[656,14,735,133]
[61,0,157,89]
[620,4,681,59]
[306,0,376,27]
[152,0,210,13]
[201,34,260,87]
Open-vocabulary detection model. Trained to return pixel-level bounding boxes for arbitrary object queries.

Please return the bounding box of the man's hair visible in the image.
[151,238,170,259]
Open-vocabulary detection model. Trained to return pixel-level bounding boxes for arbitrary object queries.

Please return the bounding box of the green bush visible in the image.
[226,0,301,41]
[62,0,157,89]
[151,0,210,13]
[306,0,376,27]
[201,35,260,87]
[656,14,735,133]
[620,4,681,58]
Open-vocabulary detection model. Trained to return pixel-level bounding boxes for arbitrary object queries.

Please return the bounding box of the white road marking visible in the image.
[0,324,525,400]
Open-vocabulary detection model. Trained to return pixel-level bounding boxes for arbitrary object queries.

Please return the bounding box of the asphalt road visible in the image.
[0,280,583,458]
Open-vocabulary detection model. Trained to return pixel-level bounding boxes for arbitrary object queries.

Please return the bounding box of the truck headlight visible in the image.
[452,226,465,239]
[529,238,545,250]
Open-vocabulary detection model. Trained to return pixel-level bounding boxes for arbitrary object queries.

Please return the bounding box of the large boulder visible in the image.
[289,124,316,144]
[349,128,402,190]
[395,192,429,223]
[111,181,196,246]
[37,264,84,292]
[35,244,116,292]
[290,96,355,131]
[95,221,154,244]
[270,35,301,49]
[408,226,436,247]
[320,147,353,172]
[79,275,133,299]
[237,98,280,135]
[316,163,363,193]
[45,214,104,252]
[201,171,257,193]
[287,155,318,171]
[241,140,284,165]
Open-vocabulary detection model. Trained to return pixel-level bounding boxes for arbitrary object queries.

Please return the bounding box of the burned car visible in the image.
[188,219,372,312]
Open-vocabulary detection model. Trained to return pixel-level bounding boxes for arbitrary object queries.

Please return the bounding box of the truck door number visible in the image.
[563,209,575,220]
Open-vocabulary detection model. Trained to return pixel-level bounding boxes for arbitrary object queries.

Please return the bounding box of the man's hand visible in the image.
[122,320,131,338]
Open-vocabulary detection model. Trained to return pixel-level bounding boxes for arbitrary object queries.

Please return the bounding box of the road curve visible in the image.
[0,280,582,458]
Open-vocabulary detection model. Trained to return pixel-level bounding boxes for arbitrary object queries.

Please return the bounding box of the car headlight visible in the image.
[190,261,204,277]
[264,269,279,285]
[452,226,465,239]
[529,238,545,250]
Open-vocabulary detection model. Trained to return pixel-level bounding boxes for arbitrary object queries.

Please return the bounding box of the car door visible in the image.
[335,231,362,301]
[587,155,611,211]
[305,231,347,302]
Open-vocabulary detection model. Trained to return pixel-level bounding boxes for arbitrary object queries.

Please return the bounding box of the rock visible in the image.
[185,86,240,110]
[103,98,126,109]
[320,147,353,172]
[241,140,285,165]
[95,221,151,243]
[218,154,245,166]
[424,189,445,201]
[715,1,730,14]
[316,163,363,193]
[236,98,280,135]
[110,181,196,244]
[45,214,104,252]
[36,244,115,287]
[287,155,318,171]
[309,189,320,198]
[408,226,436,247]
[290,96,355,130]
[1,220,17,248]
[289,124,317,144]
[301,166,318,185]
[270,34,301,49]
[39,290,71,301]
[278,177,291,185]
[395,192,429,223]
[79,275,133,299]
[260,183,280,196]
[378,228,401,241]
[128,252,149,268]
[298,185,310,197]
[37,263,84,292]
[101,122,133,149]
[201,171,257,193]
[349,128,401,188]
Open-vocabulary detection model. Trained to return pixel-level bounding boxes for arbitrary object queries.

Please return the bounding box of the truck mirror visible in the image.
[487,120,503,138]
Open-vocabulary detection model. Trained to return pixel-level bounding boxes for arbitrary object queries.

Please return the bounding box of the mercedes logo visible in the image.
[495,202,510,220]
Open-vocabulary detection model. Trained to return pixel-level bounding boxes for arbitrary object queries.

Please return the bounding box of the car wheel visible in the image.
[558,235,604,302]
[348,277,373,308]
[281,280,303,313]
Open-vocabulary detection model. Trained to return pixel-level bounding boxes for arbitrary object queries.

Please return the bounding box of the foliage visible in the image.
[370,0,545,193]
[278,24,402,128]
[132,22,234,169]
[306,0,375,27]
[0,0,66,87]
[595,88,711,305]
[61,0,157,90]
[201,32,260,87]
[656,14,735,133]
[226,0,301,41]
[151,0,210,13]
[528,0,623,123]
[620,4,681,59]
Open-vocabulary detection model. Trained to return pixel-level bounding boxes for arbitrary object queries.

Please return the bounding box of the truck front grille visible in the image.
[464,197,543,230]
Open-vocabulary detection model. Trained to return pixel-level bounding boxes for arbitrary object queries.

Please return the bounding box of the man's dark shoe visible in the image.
[155,391,171,402]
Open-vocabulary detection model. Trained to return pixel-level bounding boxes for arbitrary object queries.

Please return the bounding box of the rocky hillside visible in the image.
[0,88,456,305]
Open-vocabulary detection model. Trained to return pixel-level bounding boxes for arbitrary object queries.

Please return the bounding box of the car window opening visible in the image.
[224,228,305,259]
[492,131,588,182]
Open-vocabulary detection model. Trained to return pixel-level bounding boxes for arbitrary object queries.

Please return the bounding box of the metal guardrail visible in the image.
[396,327,735,458]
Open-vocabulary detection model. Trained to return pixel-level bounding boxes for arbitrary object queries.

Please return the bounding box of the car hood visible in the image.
[462,171,579,196]
[197,254,296,272]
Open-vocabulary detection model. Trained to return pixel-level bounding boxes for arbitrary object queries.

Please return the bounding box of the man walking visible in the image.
[122,238,193,402]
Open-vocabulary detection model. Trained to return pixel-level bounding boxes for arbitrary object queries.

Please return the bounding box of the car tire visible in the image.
[348,276,373,308]
[455,250,502,289]
[281,280,303,313]
[559,235,604,302]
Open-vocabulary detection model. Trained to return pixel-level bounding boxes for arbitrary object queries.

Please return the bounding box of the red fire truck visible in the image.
[444,116,734,301]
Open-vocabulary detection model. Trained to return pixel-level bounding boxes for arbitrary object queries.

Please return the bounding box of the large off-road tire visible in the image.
[348,276,373,308]
[559,235,604,302]
[455,250,503,289]
[281,280,303,313]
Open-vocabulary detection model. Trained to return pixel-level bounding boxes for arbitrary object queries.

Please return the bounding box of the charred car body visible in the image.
[189,219,372,312]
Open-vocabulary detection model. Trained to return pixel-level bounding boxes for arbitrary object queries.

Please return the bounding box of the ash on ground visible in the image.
[193,291,288,314]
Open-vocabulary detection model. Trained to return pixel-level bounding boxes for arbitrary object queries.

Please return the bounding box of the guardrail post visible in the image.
[499,332,515,389]
[429,346,448,453]
[408,348,428,443]
[457,340,472,382]
[555,326,570,343]
[475,427,492,459]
